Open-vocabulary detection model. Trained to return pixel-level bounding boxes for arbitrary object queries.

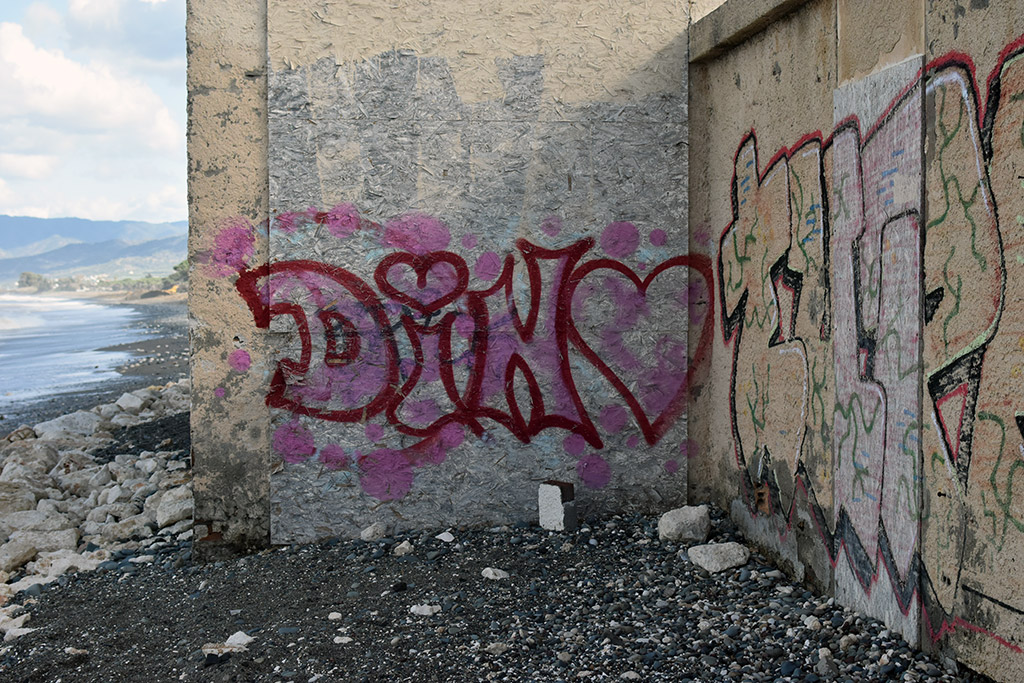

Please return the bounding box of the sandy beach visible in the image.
[0,291,187,429]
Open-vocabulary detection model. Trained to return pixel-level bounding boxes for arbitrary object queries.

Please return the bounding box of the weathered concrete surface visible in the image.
[256,0,692,543]
[920,4,1024,679]
[831,55,924,646]
[836,0,924,83]
[191,0,694,548]
[689,0,813,62]
[687,0,837,595]
[689,0,1024,678]
[186,0,271,558]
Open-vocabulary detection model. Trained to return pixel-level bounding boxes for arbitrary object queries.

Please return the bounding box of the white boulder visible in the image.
[688,542,751,573]
[658,505,711,544]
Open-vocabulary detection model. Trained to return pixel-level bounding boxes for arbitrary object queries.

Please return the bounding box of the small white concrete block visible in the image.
[538,480,577,532]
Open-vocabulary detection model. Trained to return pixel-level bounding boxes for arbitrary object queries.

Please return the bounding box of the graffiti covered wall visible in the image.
[191,0,697,546]
[689,0,1024,678]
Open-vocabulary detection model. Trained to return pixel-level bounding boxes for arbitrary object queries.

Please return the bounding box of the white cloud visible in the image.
[68,0,121,27]
[0,153,60,180]
[22,3,67,48]
[0,22,180,151]
[0,4,185,223]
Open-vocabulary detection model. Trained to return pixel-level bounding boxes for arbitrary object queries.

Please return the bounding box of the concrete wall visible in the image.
[688,0,1024,678]
[187,0,271,556]
[189,0,694,548]
[188,0,1024,677]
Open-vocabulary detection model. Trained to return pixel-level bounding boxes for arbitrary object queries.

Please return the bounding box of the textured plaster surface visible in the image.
[831,55,923,646]
[687,0,836,505]
[268,0,689,106]
[249,0,694,542]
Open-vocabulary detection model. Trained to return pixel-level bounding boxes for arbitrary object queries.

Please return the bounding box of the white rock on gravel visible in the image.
[26,549,107,578]
[657,505,710,544]
[9,528,79,553]
[0,463,54,498]
[202,631,255,655]
[359,522,388,542]
[0,610,30,634]
[0,510,72,542]
[3,626,36,642]
[481,567,509,580]
[688,541,751,573]
[409,604,441,616]
[100,514,153,542]
[435,531,455,543]
[392,540,414,556]
[0,442,60,474]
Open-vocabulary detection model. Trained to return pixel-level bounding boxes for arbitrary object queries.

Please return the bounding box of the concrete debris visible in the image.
[657,505,710,544]
[481,567,509,580]
[687,542,751,574]
[359,522,388,542]
[538,480,577,532]
[202,630,255,655]
[392,540,414,556]
[409,604,441,616]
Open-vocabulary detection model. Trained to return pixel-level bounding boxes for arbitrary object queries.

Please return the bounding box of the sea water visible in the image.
[0,294,148,412]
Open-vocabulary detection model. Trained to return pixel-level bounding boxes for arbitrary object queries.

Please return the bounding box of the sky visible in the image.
[0,0,186,223]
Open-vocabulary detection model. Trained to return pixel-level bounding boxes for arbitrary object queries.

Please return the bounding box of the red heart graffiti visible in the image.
[566,254,714,445]
[374,251,469,315]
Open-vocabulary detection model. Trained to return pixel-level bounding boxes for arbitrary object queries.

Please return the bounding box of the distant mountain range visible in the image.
[0,216,188,284]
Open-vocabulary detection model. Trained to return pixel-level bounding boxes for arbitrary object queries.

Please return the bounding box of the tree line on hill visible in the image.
[17,260,189,293]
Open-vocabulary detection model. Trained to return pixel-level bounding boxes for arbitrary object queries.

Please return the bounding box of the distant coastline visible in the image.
[0,291,187,430]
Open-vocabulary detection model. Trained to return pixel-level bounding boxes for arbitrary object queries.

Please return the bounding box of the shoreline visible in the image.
[0,291,188,430]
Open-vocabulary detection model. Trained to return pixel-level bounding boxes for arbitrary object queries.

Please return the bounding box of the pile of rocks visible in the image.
[0,379,191,639]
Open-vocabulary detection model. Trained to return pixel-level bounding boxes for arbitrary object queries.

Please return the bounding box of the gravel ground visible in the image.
[0,294,997,682]
[0,502,993,682]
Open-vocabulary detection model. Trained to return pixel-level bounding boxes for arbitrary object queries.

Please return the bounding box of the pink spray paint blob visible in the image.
[359,449,414,501]
[563,433,586,457]
[325,203,360,238]
[541,216,562,237]
[600,221,640,258]
[577,454,611,489]
[228,349,251,373]
[599,405,628,434]
[272,419,316,464]
[474,252,502,280]
[209,221,256,277]
[649,229,668,246]
[383,213,451,254]
[319,444,350,471]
